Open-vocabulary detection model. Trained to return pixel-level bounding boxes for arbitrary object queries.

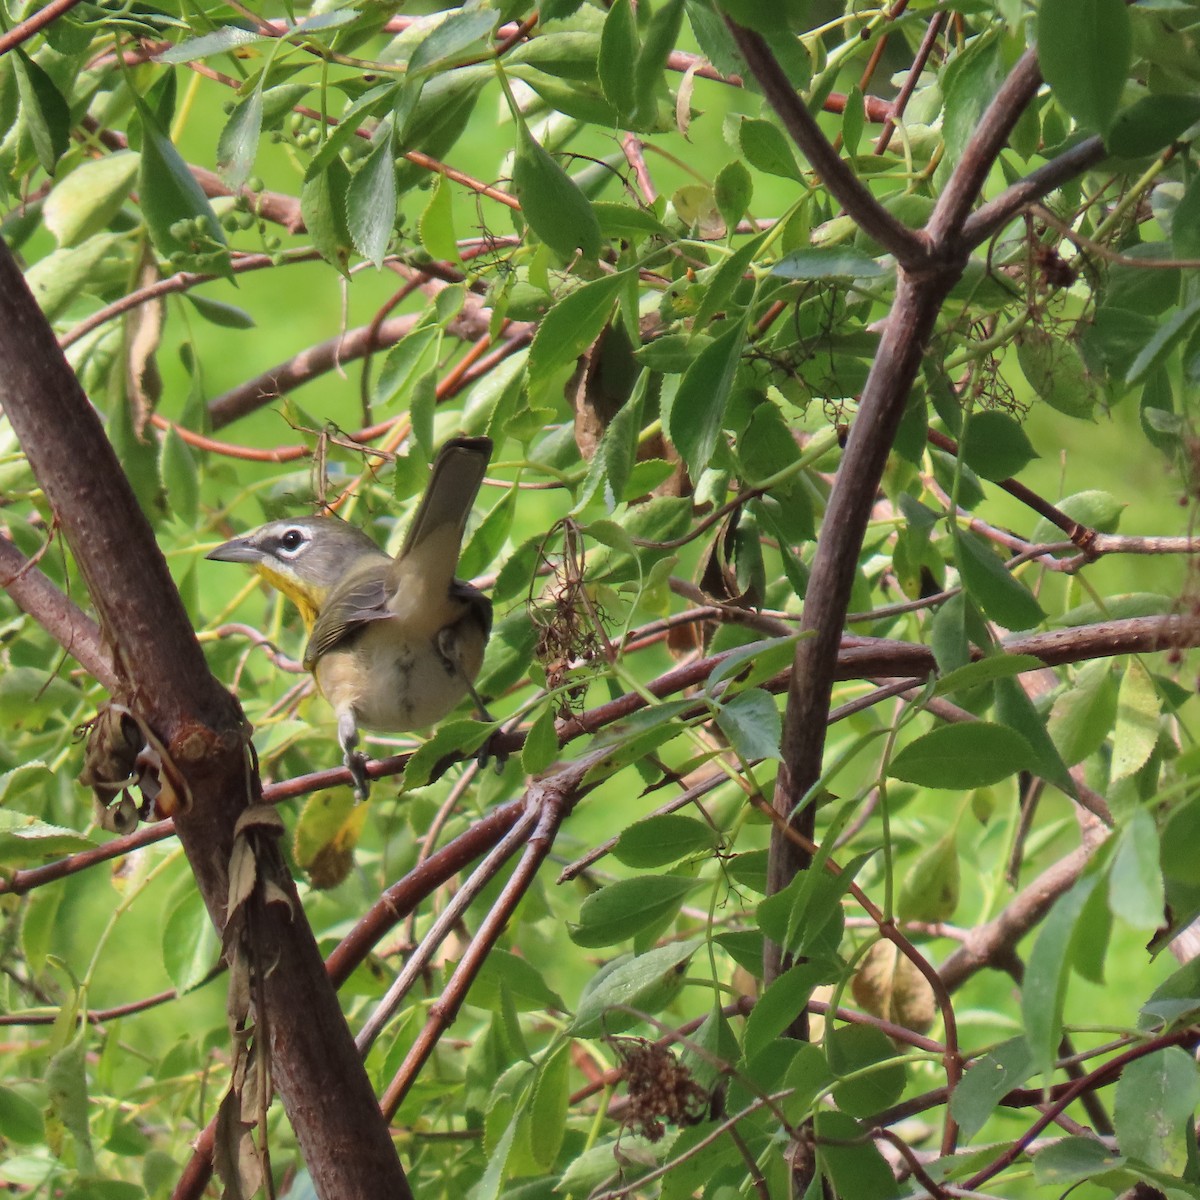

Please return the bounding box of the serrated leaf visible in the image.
[1112,658,1161,781]
[1108,807,1164,931]
[1022,874,1099,1080]
[155,26,268,64]
[888,722,1036,789]
[419,172,461,264]
[632,0,685,127]
[954,529,1044,631]
[346,124,397,267]
[951,1037,1034,1142]
[136,96,230,275]
[527,272,626,401]
[571,938,702,1036]
[732,116,803,182]
[217,85,264,190]
[300,157,352,275]
[613,814,718,868]
[713,687,781,761]
[598,0,638,120]
[771,247,888,279]
[570,876,697,948]
[512,120,601,260]
[1016,330,1099,418]
[1048,660,1118,766]
[665,317,745,478]
[743,960,836,1061]
[13,49,70,175]
[1114,1047,1200,1174]
[521,704,560,776]
[408,8,498,75]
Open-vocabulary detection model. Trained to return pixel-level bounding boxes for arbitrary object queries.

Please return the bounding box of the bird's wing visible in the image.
[303,562,394,670]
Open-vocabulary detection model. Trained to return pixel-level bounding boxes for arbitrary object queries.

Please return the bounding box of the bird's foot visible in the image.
[346,748,371,801]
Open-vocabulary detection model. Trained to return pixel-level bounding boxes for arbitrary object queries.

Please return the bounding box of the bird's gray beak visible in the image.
[206,535,262,564]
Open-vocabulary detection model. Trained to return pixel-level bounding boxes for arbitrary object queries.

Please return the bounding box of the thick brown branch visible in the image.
[927,50,1043,244]
[724,20,929,268]
[962,137,1107,249]
[0,236,411,1200]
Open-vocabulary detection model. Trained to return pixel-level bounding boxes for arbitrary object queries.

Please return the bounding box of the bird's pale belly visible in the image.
[312,621,475,733]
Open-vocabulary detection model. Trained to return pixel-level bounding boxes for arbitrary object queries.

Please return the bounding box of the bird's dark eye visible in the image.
[279,528,305,553]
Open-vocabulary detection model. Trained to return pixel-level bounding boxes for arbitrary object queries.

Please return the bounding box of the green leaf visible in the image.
[1172,172,1200,261]
[898,829,960,922]
[713,687,781,761]
[1038,0,1132,132]
[730,116,803,182]
[960,410,1037,481]
[888,722,1037,789]
[403,719,494,789]
[0,1086,44,1145]
[520,704,560,777]
[346,124,397,268]
[1107,95,1200,157]
[1022,873,1099,1080]
[135,96,230,275]
[12,49,70,175]
[1112,658,1161,781]
[161,886,220,995]
[933,653,1043,697]
[300,158,353,274]
[995,677,1074,794]
[0,814,92,866]
[43,152,139,247]
[613,814,718,868]
[1114,1047,1200,1173]
[827,1023,907,1118]
[419,172,460,263]
[569,875,697,948]
[714,159,752,233]
[1016,329,1099,418]
[814,1110,897,1200]
[1125,296,1200,386]
[771,247,888,279]
[951,1037,1034,1142]
[1034,1136,1125,1186]
[155,26,268,63]
[159,424,200,522]
[598,0,638,121]
[527,273,626,402]
[408,8,498,76]
[665,316,746,477]
[1049,660,1118,766]
[216,84,264,190]
[571,938,702,1036]
[186,292,255,329]
[743,960,836,1061]
[1029,489,1124,546]
[512,119,601,260]
[633,0,685,126]
[1108,807,1164,931]
[529,1044,571,1169]
[954,529,1044,631]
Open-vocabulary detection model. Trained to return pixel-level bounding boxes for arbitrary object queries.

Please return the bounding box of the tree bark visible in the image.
[0,236,412,1200]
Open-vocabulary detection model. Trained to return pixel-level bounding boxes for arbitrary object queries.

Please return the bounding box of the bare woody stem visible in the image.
[0,235,412,1200]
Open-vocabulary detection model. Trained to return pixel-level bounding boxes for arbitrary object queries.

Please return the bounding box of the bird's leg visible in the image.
[338,709,370,800]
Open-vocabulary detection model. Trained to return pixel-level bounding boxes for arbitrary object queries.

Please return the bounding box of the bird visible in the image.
[207,436,494,798]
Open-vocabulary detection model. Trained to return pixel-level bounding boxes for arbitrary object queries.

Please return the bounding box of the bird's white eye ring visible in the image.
[279,528,306,554]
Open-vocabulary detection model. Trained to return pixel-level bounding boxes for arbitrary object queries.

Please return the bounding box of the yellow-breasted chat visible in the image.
[207,436,493,798]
